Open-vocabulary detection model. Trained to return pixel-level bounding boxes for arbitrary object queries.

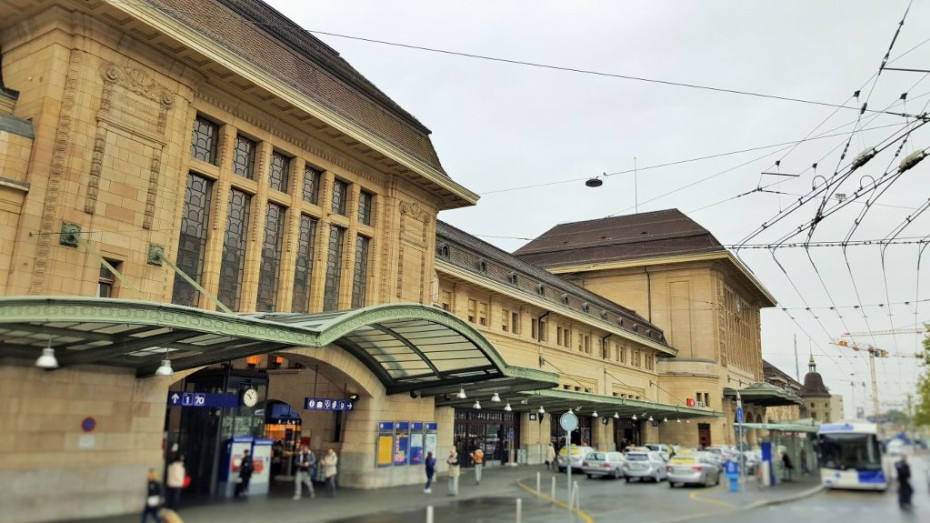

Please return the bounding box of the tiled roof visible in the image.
[801,371,831,397]
[149,0,446,174]
[763,359,802,392]
[514,209,724,268]
[436,220,670,347]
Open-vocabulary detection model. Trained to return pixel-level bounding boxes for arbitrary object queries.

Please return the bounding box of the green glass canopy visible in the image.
[0,297,557,395]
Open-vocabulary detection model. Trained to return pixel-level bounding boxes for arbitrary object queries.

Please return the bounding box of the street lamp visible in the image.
[491,392,501,402]
[592,411,599,418]
[473,400,481,410]
[504,402,512,412]
[456,387,467,400]
[155,359,174,377]
[35,346,58,370]
[538,405,545,414]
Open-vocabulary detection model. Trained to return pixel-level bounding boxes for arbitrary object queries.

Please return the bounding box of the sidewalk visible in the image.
[66,466,546,523]
[694,471,823,509]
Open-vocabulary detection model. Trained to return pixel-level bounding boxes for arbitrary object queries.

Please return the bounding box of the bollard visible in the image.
[551,476,556,502]
[426,505,434,523]
[572,480,581,511]
[536,471,541,495]
[515,497,522,523]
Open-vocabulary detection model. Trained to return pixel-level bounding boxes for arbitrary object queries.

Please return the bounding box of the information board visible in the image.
[410,432,423,465]
[394,422,409,466]
[377,435,393,467]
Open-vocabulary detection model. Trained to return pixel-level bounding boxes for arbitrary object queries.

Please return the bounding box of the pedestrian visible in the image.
[424,451,436,493]
[323,448,338,497]
[293,445,316,500]
[234,449,254,498]
[546,443,556,471]
[895,454,913,510]
[446,449,460,496]
[165,454,185,510]
[470,446,484,485]
[781,451,793,482]
[141,468,163,523]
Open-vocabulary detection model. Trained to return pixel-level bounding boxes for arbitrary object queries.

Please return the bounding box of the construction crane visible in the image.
[833,339,888,417]
[842,327,927,337]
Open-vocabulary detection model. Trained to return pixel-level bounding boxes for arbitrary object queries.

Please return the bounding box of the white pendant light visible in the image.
[613,412,620,419]
[663,417,668,423]
[491,392,501,402]
[155,359,174,377]
[686,419,691,424]
[631,414,638,421]
[677,418,682,423]
[473,400,481,410]
[504,402,512,412]
[591,410,599,418]
[647,415,654,422]
[456,387,467,400]
[538,405,545,414]
[568,407,574,414]
[35,344,59,370]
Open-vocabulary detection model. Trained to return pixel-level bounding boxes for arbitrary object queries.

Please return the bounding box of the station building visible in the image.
[0,1,794,521]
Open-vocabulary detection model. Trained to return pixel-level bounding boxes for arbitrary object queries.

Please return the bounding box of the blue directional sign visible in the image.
[508,428,515,440]
[736,407,743,423]
[304,397,355,411]
[166,392,237,408]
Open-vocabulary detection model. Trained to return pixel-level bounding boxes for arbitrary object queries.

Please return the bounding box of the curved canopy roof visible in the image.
[0,297,557,394]
[723,382,803,407]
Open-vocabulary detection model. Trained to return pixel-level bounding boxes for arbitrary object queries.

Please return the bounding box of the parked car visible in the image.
[643,443,672,461]
[581,451,626,479]
[558,445,596,472]
[667,454,720,488]
[623,451,668,483]
[701,447,726,470]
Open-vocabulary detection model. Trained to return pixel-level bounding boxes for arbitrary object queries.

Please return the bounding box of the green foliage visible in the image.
[914,330,930,427]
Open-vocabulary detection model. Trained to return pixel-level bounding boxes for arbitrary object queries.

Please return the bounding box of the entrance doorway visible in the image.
[614,419,642,449]
[550,411,593,450]
[454,409,520,466]
[698,423,712,449]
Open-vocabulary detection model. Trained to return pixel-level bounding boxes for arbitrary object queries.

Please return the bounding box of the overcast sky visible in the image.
[267,0,930,417]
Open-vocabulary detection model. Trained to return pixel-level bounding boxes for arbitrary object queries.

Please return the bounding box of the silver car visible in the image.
[557,445,595,472]
[623,451,668,483]
[581,451,626,479]
[667,453,720,488]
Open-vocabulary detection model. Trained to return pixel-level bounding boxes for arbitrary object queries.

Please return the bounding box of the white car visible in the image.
[623,451,668,483]
[643,443,672,461]
[558,445,595,472]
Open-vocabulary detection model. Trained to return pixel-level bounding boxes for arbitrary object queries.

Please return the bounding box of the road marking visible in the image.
[689,486,738,509]
[515,477,595,523]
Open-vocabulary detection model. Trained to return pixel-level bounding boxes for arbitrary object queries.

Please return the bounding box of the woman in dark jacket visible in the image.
[142,468,163,522]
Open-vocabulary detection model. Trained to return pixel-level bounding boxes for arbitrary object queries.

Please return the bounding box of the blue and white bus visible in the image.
[818,421,890,491]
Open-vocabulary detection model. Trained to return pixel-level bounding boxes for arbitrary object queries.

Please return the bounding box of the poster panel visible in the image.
[424,432,437,458]
[377,435,393,467]
[410,432,424,465]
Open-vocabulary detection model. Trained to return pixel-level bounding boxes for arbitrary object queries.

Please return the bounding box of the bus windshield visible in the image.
[820,433,882,471]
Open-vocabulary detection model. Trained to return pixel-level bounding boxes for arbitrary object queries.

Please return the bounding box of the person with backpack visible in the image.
[293,446,316,500]
[896,454,913,510]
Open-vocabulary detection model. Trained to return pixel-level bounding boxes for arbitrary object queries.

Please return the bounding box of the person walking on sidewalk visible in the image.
[799,448,810,475]
[141,468,163,523]
[470,446,484,484]
[781,451,793,482]
[896,454,913,510]
[424,451,436,493]
[546,443,556,471]
[446,449,460,496]
[323,448,339,497]
[165,454,186,510]
[293,446,316,500]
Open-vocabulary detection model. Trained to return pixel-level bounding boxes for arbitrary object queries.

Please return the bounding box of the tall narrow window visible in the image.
[358,190,373,225]
[256,203,286,311]
[302,166,322,205]
[269,152,290,193]
[97,261,120,297]
[173,173,213,307]
[501,309,510,332]
[351,235,371,307]
[217,189,252,311]
[478,302,488,326]
[511,311,521,335]
[190,116,219,164]
[323,225,346,311]
[331,178,348,215]
[291,214,318,313]
[232,135,256,179]
[467,299,477,323]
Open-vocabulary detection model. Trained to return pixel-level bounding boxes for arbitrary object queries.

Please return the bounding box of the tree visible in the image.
[914,330,930,427]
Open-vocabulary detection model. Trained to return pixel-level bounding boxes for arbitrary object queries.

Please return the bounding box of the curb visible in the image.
[742,484,825,510]
[657,484,825,523]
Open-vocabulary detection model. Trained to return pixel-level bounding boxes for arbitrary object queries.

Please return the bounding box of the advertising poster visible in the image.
[409,433,424,465]
[394,422,409,466]
[377,435,393,467]
[424,433,437,458]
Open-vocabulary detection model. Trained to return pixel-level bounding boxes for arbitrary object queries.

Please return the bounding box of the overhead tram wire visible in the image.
[481,120,908,196]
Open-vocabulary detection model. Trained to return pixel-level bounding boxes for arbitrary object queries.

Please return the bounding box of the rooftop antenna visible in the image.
[634,157,639,213]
